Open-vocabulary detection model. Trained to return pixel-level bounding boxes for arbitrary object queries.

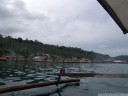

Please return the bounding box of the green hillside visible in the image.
[0,34,110,60]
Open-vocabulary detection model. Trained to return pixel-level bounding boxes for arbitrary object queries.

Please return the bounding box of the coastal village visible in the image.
[0,54,91,63]
[0,35,127,64]
[0,54,126,63]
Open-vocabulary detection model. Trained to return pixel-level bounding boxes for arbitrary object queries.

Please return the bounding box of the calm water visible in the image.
[0,61,128,96]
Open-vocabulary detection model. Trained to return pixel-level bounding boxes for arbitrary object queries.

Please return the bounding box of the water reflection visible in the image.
[0,61,128,96]
[1,62,128,85]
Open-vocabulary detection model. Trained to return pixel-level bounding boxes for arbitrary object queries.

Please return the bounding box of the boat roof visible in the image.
[98,0,128,34]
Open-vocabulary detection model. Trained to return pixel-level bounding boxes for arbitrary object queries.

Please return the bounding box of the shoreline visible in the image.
[0,60,127,64]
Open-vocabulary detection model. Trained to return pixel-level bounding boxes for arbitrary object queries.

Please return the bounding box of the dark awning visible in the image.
[98,0,128,34]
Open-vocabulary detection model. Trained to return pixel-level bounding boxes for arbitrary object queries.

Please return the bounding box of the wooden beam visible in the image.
[56,73,128,78]
[0,78,80,94]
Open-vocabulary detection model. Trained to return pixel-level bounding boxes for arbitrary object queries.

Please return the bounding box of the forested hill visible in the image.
[0,34,110,60]
[113,55,128,62]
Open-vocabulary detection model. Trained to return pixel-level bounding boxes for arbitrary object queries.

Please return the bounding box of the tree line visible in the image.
[0,34,114,60]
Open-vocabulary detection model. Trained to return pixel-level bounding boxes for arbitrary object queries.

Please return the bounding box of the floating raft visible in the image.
[0,78,80,94]
[56,72,128,78]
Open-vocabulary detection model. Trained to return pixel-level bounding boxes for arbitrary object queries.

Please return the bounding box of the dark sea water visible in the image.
[0,61,128,96]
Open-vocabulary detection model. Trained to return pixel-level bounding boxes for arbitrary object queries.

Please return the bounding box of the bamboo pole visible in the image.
[0,78,80,94]
[56,73,128,78]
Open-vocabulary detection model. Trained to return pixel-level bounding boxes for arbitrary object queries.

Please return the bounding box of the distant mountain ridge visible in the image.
[0,34,128,61]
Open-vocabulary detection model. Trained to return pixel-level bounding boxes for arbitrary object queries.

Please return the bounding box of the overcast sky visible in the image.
[0,0,128,56]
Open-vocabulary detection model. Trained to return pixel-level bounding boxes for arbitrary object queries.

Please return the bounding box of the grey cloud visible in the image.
[0,7,14,19]
[25,14,46,20]
[0,27,21,35]
[0,0,26,18]
[0,0,25,35]
[0,1,15,19]
[0,20,25,35]
[0,0,46,36]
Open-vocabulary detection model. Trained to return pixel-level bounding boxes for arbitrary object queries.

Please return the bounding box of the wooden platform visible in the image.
[56,72,128,78]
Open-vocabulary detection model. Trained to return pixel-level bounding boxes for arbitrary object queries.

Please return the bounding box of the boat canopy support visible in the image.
[98,0,128,34]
